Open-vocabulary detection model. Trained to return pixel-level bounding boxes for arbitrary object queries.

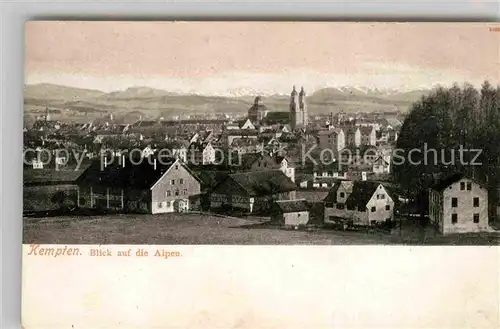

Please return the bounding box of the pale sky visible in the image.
[25,21,500,96]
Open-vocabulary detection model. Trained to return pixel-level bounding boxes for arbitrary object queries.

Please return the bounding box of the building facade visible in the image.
[429,174,489,234]
[324,180,394,226]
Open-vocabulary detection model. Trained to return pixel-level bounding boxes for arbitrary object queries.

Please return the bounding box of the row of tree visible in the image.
[394,81,500,218]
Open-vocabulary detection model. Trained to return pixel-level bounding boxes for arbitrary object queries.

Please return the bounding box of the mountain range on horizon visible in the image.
[24,83,431,120]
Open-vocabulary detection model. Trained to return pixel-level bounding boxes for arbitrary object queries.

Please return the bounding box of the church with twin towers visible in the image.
[247,85,309,131]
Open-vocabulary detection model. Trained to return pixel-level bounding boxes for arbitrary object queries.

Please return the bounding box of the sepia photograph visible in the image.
[23,21,500,245]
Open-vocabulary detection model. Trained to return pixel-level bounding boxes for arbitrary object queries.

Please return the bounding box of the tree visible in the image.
[394,81,500,220]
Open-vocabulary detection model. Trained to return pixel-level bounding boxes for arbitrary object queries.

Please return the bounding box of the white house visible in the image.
[270,199,310,227]
[324,180,394,226]
[278,156,295,183]
[372,156,391,174]
[429,174,489,234]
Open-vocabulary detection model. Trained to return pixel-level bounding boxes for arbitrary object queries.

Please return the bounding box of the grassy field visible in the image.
[23,213,500,245]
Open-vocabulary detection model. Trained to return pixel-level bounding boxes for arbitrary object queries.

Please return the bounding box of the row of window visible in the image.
[325,203,391,212]
[165,190,188,197]
[459,182,472,191]
[158,201,173,208]
[451,213,480,224]
[451,197,479,207]
[170,179,184,185]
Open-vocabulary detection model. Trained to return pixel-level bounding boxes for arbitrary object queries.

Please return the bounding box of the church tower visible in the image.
[299,86,308,128]
[290,85,308,131]
[289,85,299,130]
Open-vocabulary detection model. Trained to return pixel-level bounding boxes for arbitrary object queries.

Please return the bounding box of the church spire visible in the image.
[299,86,305,96]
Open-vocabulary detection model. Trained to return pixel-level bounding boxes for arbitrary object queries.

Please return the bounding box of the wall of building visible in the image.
[283,211,309,226]
[428,189,444,232]
[441,179,489,234]
[150,162,201,213]
[366,185,394,224]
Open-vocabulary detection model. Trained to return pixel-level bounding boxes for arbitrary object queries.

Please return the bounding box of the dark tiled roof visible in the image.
[323,182,341,203]
[345,181,381,210]
[76,157,193,189]
[225,129,259,137]
[262,111,291,124]
[430,173,465,192]
[228,170,296,197]
[238,153,262,170]
[273,199,309,213]
[193,170,230,190]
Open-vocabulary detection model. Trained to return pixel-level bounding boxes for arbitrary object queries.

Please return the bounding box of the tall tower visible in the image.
[289,86,299,130]
[44,106,50,122]
[299,86,308,128]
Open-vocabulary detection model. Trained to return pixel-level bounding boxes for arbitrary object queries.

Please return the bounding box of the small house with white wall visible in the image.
[270,199,310,227]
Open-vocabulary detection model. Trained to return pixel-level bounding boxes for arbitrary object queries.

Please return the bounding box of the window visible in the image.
[451,214,458,224]
[473,214,480,223]
[336,204,345,210]
[467,182,472,191]
[175,190,179,196]
[451,198,458,207]
[385,205,390,211]
[166,191,171,197]
[380,194,385,199]
[180,179,184,185]
[371,206,376,212]
[184,189,187,195]
[175,165,178,170]
[460,182,465,190]
[473,197,479,207]
[171,179,175,185]
[325,202,333,208]
[340,192,345,198]
[158,202,163,208]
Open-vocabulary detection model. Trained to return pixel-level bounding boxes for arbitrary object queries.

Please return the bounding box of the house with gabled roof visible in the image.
[323,180,394,226]
[187,141,217,165]
[76,157,202,214]
[429,173,489,234]
[372,155,391,174]
[235,153,295,182]
[210,170,296,213]
[270,199,310,227]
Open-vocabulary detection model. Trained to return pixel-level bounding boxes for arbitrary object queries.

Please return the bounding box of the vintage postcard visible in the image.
[22,21,500,328]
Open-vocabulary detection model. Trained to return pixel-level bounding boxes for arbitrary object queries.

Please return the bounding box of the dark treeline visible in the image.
[394,81,500,218]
